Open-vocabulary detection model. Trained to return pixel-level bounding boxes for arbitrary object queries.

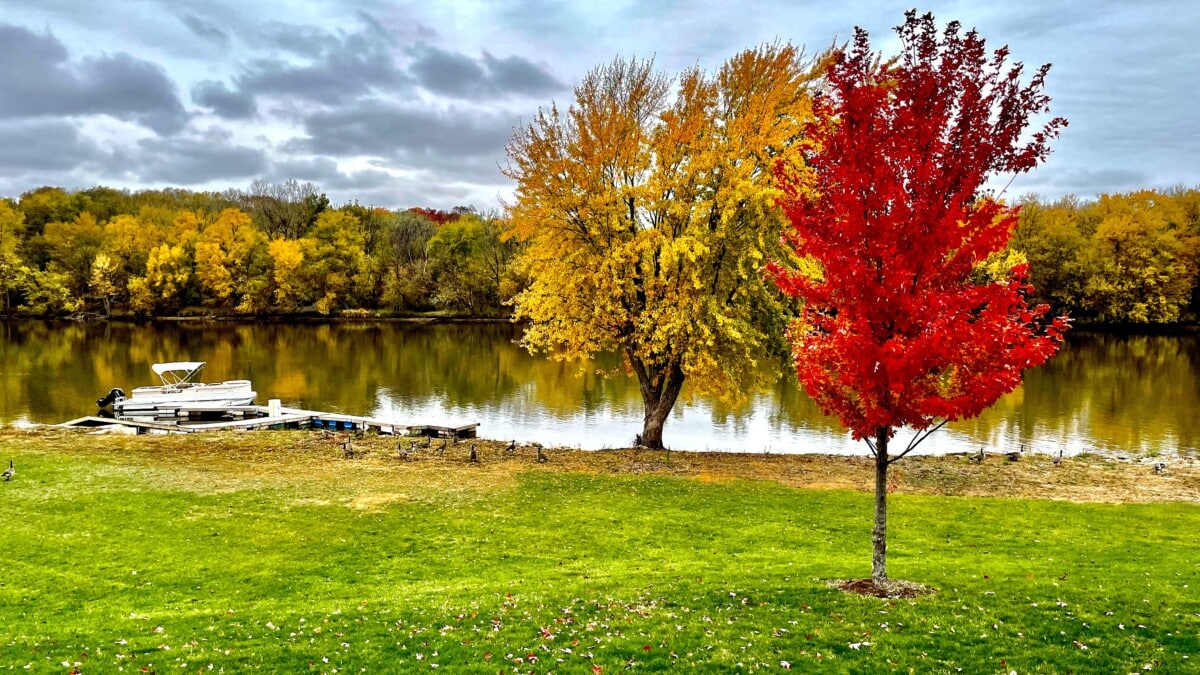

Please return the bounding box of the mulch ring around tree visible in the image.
[828,578,938,599]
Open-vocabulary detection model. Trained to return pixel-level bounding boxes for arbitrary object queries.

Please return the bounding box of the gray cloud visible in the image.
[481,51,563,95]
[0,23,188,135]
[231,21,412,107]
[410,46,488,98]
[289,101,516,161]
[179,13,230,47]
[1011,165,1151,200]
[0,120,109,174]
[130,129,267,184]
[236,51,407,106]
[257,22,339,58]
[192,80,257,119]
[410,45,563,100]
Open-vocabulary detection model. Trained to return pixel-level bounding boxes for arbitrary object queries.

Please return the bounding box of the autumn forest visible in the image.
[0,180,1195,325]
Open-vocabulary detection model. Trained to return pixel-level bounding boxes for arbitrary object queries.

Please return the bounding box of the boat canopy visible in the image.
[151,362,206,385]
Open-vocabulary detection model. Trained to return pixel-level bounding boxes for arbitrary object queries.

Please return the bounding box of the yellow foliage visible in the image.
[269,238,306,308]
[976,248,1028,283]
[145,243,191,303]
[127,276,154,314]
[504,44,825,417]
[194,241,233,303]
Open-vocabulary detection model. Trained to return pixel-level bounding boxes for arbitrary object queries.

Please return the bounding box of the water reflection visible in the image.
[1,321,1196,455]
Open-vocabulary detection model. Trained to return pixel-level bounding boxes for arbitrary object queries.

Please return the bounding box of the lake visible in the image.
[1,320,1196,456]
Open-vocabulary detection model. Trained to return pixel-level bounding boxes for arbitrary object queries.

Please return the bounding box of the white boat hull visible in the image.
[114,380,256,415]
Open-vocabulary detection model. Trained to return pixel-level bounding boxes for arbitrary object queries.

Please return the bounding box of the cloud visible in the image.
[481,51,563,96]
[179,13,230,47]
[0,120,109,174]
[268,156,394,191]
[234,22,409,105]
[290,101,516,161]
[409,45,563,100]
[129,128,267,184]
[192,80,257,119]
[0,23,188,135]
[257,21,341,58]
[1009,165,1151,200]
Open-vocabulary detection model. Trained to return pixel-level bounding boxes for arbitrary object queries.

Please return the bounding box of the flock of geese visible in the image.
[962,444,1173,474]
[967,444,1061,465]
[332,434,549,465]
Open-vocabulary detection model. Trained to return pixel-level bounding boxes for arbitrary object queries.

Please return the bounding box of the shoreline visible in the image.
[2,427,1197,505]
[4,312,1199,334]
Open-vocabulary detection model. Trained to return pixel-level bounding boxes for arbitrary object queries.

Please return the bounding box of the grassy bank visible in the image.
[0,429,1197,672]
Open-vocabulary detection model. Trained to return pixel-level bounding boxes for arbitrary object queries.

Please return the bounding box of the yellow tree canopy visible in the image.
[504,45,824,448]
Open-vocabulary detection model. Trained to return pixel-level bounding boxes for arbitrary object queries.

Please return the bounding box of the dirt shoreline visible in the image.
[3,428,1197,505]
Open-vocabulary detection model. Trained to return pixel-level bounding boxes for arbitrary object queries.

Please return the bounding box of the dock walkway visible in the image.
[60,401,479,439]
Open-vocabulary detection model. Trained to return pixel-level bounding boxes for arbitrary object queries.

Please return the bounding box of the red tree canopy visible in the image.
[407,207,461,225]
[770,11,1069,442]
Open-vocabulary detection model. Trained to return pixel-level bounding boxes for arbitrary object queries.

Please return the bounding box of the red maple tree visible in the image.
[769,11,1069,584]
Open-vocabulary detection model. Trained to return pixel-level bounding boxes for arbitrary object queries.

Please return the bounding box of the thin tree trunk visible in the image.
[872,427,890,583]
[629,355,685,450]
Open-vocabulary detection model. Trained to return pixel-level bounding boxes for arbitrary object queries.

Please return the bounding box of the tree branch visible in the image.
[888,419,948,465]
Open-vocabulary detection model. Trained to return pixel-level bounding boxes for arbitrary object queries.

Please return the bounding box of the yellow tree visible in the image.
[504,46,822,448]
[0,200,27,314]
[89,252,119,315]
[268,238,306,309]
[145,243,192,310]
[41,212,105,298]
[302,210,367,314]
[194,241,234,305]
[1080,191,1200,323]
[100,213,166,301]
[195,208,267,308]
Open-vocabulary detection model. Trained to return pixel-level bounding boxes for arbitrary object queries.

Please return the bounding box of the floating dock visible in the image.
[60,401,478,439]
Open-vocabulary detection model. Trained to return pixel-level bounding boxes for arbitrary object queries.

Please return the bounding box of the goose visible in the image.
[536,446,548,463]
[342,439,355,460]
[2,460,13,481]
[1053,449,1063,467]
[505,439,517,454]
[469,444,479,463]
[419,436,431,448]
[435,439,447,456]
[968,447,984,464]
[1153,461,1167,475]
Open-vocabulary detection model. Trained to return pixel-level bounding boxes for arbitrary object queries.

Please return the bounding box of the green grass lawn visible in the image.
[0,431,1197,673]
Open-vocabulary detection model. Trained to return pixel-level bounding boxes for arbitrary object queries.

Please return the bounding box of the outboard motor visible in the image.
[97,387,126,408]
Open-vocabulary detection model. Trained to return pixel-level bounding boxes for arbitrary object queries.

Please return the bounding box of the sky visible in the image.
[0,0,1196,211]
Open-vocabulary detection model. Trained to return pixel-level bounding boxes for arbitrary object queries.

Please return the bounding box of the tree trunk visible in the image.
[872,427,890,583]
[629,355,685,450]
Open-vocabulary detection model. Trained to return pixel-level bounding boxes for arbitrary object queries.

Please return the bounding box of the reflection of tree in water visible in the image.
[951,331,1200,454]
[3,321,1199,455]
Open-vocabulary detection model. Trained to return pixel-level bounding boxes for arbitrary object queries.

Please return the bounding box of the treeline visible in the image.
[2,182,1199,324]
[1015,188,1200,324]
[0,181,523,317]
